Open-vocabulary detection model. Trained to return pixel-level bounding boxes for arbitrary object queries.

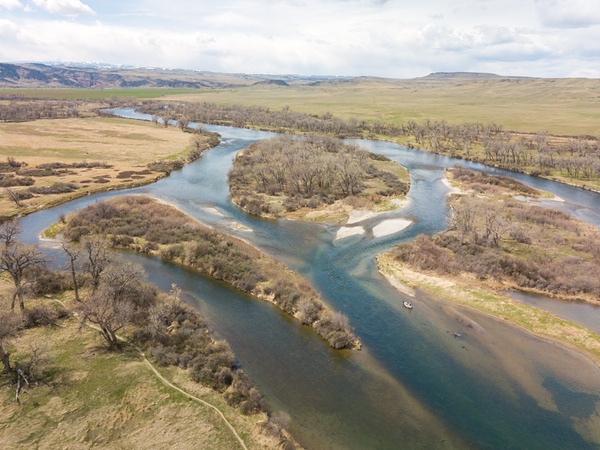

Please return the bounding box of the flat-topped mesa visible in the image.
[229,134,409,224]
[61,195,361,350]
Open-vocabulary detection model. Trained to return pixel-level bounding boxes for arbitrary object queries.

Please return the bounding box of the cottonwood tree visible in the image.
[5,188,24,208]
[449,196,478,244]
[81,237,113,293]
[61,242,83,302]
[78,259,154,349]
[0,221,45,311]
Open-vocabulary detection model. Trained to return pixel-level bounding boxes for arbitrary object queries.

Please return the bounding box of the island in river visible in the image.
[378,167,600,362]
[61,195,361,350]
[229,134,410,225]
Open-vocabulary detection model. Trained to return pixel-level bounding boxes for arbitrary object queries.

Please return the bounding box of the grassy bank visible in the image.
[0,284,282,449]
[61,196,360,350]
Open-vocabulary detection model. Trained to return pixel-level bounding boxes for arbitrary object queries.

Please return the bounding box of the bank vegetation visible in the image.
[0,221,298,449]
[61,196,360,350]
[392,168,600,302]
[138,100,600,191]
[378,168,600,358]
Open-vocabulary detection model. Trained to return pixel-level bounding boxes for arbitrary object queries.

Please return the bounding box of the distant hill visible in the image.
[0,62,343,89]
[416,72,530,81]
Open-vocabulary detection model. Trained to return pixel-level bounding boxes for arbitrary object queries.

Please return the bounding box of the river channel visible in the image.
[20,109,600,449]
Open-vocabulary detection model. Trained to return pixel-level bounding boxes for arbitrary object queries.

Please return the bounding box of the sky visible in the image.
[0,0,599,78]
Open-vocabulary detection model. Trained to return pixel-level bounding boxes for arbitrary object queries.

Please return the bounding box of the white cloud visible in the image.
[536,0,600,28]
[0,0,24,9]
[0,0,597,78]
[32,0,95,16]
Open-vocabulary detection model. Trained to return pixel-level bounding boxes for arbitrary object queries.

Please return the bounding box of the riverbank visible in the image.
[0,279,286,449]
[376,253,600,364]
[60,195,360,350]
[376,167,600,363]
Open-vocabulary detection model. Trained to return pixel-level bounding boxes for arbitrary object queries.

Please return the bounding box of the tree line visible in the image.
[137,100,600,185]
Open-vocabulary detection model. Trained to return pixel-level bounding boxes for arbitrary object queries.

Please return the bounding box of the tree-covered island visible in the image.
[229,134,410,223]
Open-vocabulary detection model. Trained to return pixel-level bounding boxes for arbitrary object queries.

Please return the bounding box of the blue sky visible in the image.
[1,0,599,78]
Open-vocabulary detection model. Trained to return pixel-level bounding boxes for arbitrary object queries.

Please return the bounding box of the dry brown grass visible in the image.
[0,117,202,217]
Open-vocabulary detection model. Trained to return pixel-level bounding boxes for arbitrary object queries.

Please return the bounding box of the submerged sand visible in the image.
[335,226,366,240]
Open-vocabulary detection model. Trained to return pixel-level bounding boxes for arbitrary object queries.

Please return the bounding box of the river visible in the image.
[20,109,600,449]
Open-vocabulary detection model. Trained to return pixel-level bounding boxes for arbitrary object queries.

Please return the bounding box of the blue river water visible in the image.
[20,109,600,449]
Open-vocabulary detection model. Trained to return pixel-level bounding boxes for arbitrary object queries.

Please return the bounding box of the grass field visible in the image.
[0,116,202,217]
[162,76,600,138]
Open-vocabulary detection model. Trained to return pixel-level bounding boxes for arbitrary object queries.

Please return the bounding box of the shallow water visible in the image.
[20,110,600,449]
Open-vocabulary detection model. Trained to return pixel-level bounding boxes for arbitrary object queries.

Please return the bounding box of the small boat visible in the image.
[403,301,413,309]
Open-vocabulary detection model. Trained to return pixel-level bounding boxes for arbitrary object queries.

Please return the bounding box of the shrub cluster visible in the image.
[0,174,35,187]
[392,198,600,298]
[135,298,263,412]
[63,196,359,349]
[449,167,539,196]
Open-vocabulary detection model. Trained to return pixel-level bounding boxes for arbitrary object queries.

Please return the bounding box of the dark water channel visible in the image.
[19,110,600,449]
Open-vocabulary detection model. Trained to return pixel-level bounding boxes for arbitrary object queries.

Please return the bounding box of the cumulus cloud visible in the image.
[32,0,95,16]
[0,0,597,78]
[0,0,24,9]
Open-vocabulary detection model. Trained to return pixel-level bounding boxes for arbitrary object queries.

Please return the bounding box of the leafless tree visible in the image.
[78,260,149,350]
[62,242,83,302]
[80,237,113,293]
[0,221,46,311]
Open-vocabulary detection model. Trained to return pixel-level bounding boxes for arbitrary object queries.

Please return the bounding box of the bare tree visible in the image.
[5,188,23,208]
[80,237,113,293]
[62,242,82,302]
[78,259,151,350]
[0,221,46,311]
[449,196,478,244]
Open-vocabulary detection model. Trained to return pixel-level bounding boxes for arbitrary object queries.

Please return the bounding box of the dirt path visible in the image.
[74,312,250,450]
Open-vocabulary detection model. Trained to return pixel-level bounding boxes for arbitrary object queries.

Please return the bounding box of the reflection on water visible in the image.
[19,109,600,449]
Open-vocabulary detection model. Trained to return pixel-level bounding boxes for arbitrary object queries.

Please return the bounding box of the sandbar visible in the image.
[372,218,412,238]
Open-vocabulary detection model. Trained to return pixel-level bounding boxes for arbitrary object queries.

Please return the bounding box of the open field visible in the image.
[163,76,600,138]
[0,116,209,217]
